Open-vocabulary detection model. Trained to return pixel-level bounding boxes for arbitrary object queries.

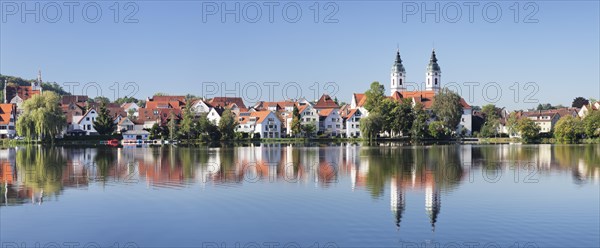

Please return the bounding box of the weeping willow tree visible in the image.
[16,91,66,142]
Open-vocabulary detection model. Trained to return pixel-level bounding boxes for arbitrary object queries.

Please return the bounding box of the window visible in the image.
[399,79,402,85]
[435,78,438,85]
[87,125,91,130]
[86,117,90,121]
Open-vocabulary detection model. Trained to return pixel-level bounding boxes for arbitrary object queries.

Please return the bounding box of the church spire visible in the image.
[390,49,406,95]
[425,49,441,93]
[34,70,42,92]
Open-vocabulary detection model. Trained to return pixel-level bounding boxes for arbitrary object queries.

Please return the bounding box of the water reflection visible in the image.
[1,144,599,211]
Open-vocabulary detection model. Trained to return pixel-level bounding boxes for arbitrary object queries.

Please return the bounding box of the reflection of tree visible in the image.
[94,148,116,182]
[15,146,67,199]
[554,145,600,183]
[362,145,464,199]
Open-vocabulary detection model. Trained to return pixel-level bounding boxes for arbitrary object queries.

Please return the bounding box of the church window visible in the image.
[435,78,438,85]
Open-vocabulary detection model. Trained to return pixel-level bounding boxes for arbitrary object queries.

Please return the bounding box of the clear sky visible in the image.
[1,1,598,110]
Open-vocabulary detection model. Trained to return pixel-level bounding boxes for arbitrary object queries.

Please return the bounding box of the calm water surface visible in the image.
[1,144,599,248]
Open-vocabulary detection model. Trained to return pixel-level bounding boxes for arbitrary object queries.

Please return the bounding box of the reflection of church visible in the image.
[390,171,441,232]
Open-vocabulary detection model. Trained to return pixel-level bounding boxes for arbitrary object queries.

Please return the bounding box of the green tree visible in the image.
[431,88,463,133]
[290,105,302,137]
[179,105,196,140]
[364,81,386,112]
[218,109,238,140]
[583,111,600,138]
[516,118,540,143]
[480,104,500,138]
[149,123,161,140]
[554,115,583,142]
[392,98,414,136]
[168,112,178,141]
[428,121,448,139]
[93,96,110,104]
[410,103,428,140]
[380,98,399,136]
[506,112,519,136]
[360,112,383,141]
[302,123,317,138]
[93,102,116,135]
[572,97,589,108]
[16,91,66,141]
[198,114,221,141]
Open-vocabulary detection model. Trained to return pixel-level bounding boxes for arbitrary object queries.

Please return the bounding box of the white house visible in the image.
[121,102,140,117]
[122,129,150,141]
[237,111,282,138]
[117,117,136,133]
[207,107,224,125]
[343,108,364,138]
[298,103,320,132]
[190,99,212,116]
[579,102,600,118]
[318,108,343,136]
[70,108,99,135]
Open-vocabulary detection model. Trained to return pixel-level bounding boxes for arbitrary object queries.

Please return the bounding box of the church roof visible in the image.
[392,50,406,73]
[427,49,441,72]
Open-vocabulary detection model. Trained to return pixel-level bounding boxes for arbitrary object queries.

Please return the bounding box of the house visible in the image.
[236,111,281,138]
[145,95,186,110]
[189,99,213,116]
[133,108,182,129]
[117,117,136,133]
[207,106,225,125]
[69,108,99,135]
[122,130,150,142]
[121,102,140,117]
[522,110,561,133]
[3,71,43,115]
[578,102,600,118]
[61,95,88,105]
[208,97,247,114]
[341,108,365,138]
[318,108,343,136]
[297,103,320,133]
[0,104,17,139]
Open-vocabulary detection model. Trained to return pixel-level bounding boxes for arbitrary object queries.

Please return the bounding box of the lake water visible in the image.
[1,144,599,248]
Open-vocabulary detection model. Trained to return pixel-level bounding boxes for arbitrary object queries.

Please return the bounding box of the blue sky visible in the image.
[1,1,599,110]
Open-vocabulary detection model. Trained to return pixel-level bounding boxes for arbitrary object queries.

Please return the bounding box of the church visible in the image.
[350,50,473,136]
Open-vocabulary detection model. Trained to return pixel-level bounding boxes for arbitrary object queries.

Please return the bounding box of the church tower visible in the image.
[425,49,441,93]
[390,50,406,95]
[32,70,42,92]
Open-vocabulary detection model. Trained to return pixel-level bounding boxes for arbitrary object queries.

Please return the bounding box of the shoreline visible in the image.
[2,137,599,148]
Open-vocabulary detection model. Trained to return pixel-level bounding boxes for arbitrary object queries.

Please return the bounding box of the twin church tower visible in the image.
[390,49,441,95]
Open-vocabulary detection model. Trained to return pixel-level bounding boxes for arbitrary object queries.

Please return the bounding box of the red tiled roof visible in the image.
[5,85,40,102]
[314,94,339,109]
[0,104,16,125]
[134,108,182,126]
[148,95,186,103]
[209,97,247,110]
